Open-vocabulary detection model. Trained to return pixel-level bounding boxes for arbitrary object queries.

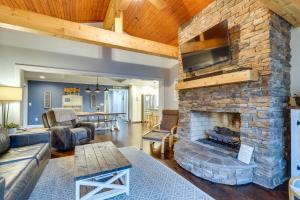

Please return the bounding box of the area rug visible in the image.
[29,147,214,200]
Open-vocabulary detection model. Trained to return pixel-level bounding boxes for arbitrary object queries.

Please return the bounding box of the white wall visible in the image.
[0,28,177,68]
[164,65,179,109]
[291,27,300,95]
[0,47,23,125]
[130,84,160,122]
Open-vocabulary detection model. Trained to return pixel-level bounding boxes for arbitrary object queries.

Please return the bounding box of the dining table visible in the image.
[76,112,125,131]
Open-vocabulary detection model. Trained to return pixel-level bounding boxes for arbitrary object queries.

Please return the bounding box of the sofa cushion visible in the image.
[0,159,40,200]
[0,144,47,165]
[0,177,4,200]
[70,128,88,141]
[0,159,34,193]
[0,131,10,155]
[142,130,170,141]
[10,132,50,148]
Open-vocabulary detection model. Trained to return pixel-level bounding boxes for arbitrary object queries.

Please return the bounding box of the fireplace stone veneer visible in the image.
[175,140,256,185]
[175,0,291,189]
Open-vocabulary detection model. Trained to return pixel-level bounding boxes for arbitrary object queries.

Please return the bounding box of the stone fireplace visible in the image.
[174,0,291,189]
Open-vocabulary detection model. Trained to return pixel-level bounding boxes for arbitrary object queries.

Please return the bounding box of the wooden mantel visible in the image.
[0,5,178,58]
[176,70,259,90]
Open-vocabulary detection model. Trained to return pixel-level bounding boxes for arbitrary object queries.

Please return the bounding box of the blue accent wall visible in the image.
[28,80,112,125]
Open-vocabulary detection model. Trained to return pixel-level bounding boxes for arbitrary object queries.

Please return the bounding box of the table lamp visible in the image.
[0,86,23,128]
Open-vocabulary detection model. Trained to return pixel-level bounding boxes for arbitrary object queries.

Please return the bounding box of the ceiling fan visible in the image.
[120,0,167,10]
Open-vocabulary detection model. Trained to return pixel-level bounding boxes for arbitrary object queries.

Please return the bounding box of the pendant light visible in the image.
[104,87,109,92]
[94,77,100,93]
[85,85,91,93]
[85,77,102,93]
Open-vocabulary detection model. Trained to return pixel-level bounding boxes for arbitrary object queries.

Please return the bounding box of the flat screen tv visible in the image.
[180,20,231,72]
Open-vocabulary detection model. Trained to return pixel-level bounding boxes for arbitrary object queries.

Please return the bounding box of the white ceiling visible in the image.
[24,71,159,87]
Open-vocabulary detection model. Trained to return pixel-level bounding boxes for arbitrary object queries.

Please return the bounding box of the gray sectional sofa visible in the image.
[0,131,50,200]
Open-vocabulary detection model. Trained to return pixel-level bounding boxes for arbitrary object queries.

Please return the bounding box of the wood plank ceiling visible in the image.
[123,0,214,45]
[0,0,111,22]
[0,0,214,45]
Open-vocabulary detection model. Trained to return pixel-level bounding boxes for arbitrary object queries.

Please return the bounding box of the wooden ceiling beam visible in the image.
[0,5,178,58]
[114,11,123,33]
[260,0,300,27]
[103,0,131,31]
[199,33,205,42]
[103,0,119,30]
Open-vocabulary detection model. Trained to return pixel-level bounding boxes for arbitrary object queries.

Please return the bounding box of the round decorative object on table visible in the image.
[0,130,10,154]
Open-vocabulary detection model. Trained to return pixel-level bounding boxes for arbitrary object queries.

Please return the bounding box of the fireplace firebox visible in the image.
[198,126,241,154]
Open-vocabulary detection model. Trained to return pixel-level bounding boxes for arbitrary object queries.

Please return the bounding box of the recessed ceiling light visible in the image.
[40,76,46,79]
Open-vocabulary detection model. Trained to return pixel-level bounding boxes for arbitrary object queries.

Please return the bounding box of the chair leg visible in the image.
[140,139,143,150]
[150,142,154,148]
[161,141,165,155]
[169,135,173,149]
[160,141,166,159]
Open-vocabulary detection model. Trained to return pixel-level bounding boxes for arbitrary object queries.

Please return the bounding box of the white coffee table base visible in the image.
[75,169,130,200]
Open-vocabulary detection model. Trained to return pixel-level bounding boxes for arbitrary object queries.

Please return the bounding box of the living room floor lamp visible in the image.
[0,86,23,128]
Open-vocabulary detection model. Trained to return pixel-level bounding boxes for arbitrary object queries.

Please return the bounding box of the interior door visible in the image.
[108,89,129,121]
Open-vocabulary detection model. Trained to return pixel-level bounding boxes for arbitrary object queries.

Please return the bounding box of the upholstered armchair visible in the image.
[43,108,95,151]
[141,110,179,156]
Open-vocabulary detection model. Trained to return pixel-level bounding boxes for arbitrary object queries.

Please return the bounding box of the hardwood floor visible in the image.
[51,122,289,200]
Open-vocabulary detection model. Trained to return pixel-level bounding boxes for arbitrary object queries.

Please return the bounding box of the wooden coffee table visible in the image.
[74,142,132,200]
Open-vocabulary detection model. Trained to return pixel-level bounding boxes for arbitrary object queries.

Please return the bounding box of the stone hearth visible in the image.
[174,0,291,189]
[175,140,255,185]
